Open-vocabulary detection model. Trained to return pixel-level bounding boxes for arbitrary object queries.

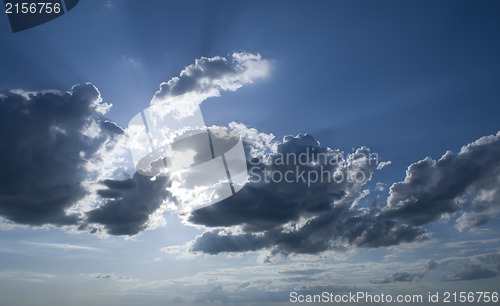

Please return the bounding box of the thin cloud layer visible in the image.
[371,272,424,284]
[370,249,500,285]
[371,260,438,284]
[443,264,498,281]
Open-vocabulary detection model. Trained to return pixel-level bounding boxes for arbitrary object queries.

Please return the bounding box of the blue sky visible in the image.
[1,1,500,305]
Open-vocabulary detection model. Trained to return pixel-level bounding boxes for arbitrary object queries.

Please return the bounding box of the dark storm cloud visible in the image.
[190,134,374,232]
[383,132,500,227]
[0,84,169,236]
[272,210,425,254]
[0,84,119,226]
[189,133,428,255]
[191,207,427,255]
[85,174,171,235]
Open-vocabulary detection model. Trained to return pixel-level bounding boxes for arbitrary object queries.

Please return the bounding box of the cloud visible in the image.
[187,130,500,256]
[153,52,269,103]
[0,82,172,237]
[371,272,424,284]
[376,161,392,170]
[436,251,500,282]
[0,271,56,283]
[86,272,138,282]
[383,132,500,228]
[444,238,500,249]
[189,132,376,232]
[2,51,499,257]
[84,174,170,235]
[278,268,324,276]
[0,53,271,237]
[189,130,428,255]
[0,82,173,237]
[425,260,438,270]
[151,52,270,118]
[442,264,498,281]
[21,241,96,251]
[191,231,272,254]
[123,262,373,306]
[371,260,438,284]
[455,211,494,232]
[86,53,270,235]
[0,84,119,227]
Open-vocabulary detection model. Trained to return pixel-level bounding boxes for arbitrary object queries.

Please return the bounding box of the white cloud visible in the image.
[151,52,270,118]
[377,160,392,170]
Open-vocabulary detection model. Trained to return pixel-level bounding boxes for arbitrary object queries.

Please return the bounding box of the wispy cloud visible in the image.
[121,55,141,68]
[444,238,500,249]
[21,241,96,251]
[0,271,57,283]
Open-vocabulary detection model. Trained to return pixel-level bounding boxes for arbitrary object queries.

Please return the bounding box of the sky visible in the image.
[1,1,500,305]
